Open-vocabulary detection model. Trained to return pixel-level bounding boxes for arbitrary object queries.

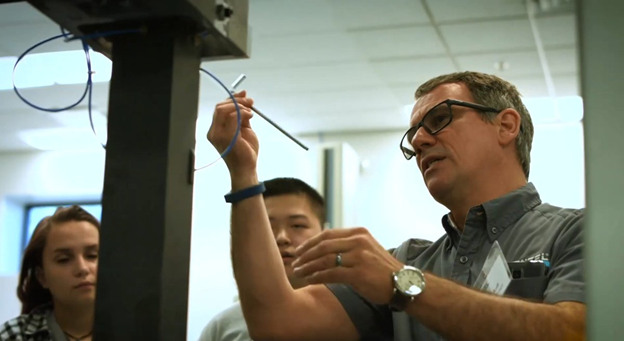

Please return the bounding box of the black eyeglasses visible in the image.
[400,99,502,160]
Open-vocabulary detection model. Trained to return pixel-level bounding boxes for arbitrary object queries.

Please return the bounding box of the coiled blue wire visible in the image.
[12,29,142,148]
[13,29,241,169]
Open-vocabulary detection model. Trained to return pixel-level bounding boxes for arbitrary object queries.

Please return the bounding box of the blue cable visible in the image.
[13,30,239,168]
[12,33,90,113]
[196,68,242,171]
[81,42,103,148]
[12,29,141,149]
[60,27,70,39]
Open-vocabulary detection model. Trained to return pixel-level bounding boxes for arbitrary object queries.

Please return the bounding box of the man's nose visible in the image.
[412,126,436,156]
[275,228,290,245]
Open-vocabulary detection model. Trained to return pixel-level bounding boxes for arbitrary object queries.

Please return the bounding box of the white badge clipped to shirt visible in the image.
[474,241,512,296]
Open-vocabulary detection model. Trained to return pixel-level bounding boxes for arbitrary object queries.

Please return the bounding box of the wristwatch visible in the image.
[389,265,426,312]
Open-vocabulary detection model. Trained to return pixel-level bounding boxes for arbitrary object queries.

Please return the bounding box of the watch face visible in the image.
[396,268,424,296]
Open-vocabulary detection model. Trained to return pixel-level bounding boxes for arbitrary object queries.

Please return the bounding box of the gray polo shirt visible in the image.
[328,183,584,341]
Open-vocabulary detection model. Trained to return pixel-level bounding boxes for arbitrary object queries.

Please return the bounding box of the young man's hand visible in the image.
[207,90,259,189]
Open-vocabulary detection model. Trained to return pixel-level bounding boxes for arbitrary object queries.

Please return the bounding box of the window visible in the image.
[22,203,102,251]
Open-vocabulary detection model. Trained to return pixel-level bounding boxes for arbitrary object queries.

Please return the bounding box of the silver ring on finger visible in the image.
[335,253,343,267]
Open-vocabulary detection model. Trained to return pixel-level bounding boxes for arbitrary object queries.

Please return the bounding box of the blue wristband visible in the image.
[224,182,266,204]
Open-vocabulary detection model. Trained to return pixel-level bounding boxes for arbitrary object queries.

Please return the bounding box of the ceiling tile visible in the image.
[546,48,577,74]
[232,62,382,93]
[389,85,420,106]
[371,57,457,86]
[0,22,82,56]
[0,2,47,27]
[281,107,406,134]
[246,32,363,66]
[440,19,535,54]
[501,75,548,98]
[331,0,429,29]
[535,14,577,47]
[249,0,338,36]
[349,26,446,59]
[429,0,527,23]
[501,73,578,98]
[197,62,386,110]
[265,86,400,119]
[456,50,541,76]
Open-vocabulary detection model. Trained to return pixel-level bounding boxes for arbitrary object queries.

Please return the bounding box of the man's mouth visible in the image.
[428,159,442,168]
[422,156,445,172]
[281,252,295,261]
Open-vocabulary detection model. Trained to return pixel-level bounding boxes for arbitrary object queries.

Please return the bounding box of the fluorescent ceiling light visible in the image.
[49,109,108,129]
[18,110,108,151]
[18,127,106,151]
[0,50,112,91]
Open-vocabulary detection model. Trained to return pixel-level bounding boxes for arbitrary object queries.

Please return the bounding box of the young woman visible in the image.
[0,205,100,341]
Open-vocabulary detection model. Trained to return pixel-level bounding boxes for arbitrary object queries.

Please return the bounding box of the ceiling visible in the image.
[0,0,578,151]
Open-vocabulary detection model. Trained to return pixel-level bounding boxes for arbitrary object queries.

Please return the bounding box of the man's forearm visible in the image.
[229,176,294,322]
[407,274,585,341]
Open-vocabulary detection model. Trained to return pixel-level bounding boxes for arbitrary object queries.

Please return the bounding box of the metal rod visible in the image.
[231,74,308,151]
[250,105,309,150]
[231,74,247,90]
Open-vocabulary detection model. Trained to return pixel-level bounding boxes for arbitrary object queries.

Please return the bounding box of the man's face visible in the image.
[266,194,323,289]
[409,83,502,203]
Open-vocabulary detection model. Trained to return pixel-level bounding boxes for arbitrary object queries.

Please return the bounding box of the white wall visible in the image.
[0,116,584,340]
[0,149,105,322]
[0,275,20,317]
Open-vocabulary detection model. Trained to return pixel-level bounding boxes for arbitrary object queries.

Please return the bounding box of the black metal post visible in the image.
[94,28,200,341]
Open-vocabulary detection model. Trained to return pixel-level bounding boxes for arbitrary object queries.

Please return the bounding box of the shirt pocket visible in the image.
[505,276,548,301]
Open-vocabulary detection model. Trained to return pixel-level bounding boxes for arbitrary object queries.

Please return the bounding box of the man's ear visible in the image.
[35,266,48,289]
[497,108,522,146]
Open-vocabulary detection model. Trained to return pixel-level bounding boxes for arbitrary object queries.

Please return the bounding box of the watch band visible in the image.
[224,182,266,204]
[389,288,413,312]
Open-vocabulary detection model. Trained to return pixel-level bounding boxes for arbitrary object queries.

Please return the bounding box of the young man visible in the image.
[198,177,325,341]
[207,72,585,341]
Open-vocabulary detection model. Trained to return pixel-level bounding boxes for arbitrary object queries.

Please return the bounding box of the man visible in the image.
[207,72,585,341]
[198,177,326,341]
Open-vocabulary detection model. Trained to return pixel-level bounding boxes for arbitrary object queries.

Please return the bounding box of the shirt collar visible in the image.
[441,183,542,248]
[442,214,461,250]
[447,214,460,231]
[482,182,542,242]
[23,304,52,336]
